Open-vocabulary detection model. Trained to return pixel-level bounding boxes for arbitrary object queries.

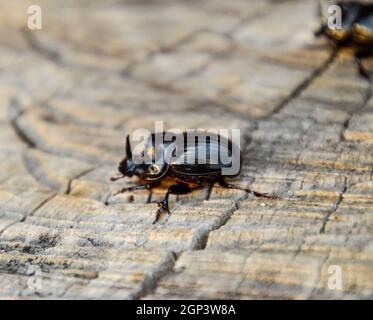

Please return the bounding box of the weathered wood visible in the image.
[0,0,373,299]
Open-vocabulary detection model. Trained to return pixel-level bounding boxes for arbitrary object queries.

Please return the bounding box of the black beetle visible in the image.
[109,133,277,224]
[315,1,373,80]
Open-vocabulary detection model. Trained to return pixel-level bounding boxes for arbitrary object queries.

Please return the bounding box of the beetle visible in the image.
[315,1,373,80]
[109,133,277,224]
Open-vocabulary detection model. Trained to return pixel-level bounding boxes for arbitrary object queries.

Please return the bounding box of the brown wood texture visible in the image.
[0,0,373,299]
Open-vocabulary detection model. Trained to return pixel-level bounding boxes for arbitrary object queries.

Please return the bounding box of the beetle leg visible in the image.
[111,181,160,197]
[110,173,125,181]
[153,193,170,224]
[153,184,192,224]
[106,182,160,205]
[314,25,325,37]
[218,178,279,200]
[112,184,150,196]
[205,183,214,200]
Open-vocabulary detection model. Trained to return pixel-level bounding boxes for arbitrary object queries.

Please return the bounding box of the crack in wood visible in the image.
[340,67,372,142]
[131,250,178,300]
[133,196,246,297]
[268,47,338,118]
[22,29,63,66]
[65,167,96,195]
[8,98,36,149]
[0,193,57,237]
[319,176,348,234]
[11,115,36,149]
[196,193,248,251]
[120,194,248,298]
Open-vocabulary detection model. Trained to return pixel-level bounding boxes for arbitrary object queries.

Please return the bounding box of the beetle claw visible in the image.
[110,174,124,182]
[112,188,128,196]
[250,190,280,200]
[153,202,170,224]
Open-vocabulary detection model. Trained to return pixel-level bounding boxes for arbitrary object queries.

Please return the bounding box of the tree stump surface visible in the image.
[0,0,373,299]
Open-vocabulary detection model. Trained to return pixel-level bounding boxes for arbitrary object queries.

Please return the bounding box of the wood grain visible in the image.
[0,0,372,299]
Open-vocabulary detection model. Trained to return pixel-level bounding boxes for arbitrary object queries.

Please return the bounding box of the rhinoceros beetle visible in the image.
[315,1,373,80]
[109,133,277,224]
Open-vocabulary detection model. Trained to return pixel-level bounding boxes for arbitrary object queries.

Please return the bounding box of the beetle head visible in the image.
[117,134,138,177]
[110,135,137,181]
[111,134,168,181]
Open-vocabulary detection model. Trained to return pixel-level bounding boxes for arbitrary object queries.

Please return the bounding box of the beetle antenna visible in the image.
[126,134,132,159]
[218,178,280,200]
[110,174,125,181]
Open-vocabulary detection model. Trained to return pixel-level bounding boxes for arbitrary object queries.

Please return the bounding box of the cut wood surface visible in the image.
[0,0,373,299]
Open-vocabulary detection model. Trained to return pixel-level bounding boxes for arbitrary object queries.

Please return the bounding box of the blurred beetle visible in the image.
[315,1,373,80]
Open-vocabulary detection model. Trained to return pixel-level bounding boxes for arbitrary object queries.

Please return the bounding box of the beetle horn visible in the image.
[314,1,326,37]
[125,134,132,159]
[317,0,326,22]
